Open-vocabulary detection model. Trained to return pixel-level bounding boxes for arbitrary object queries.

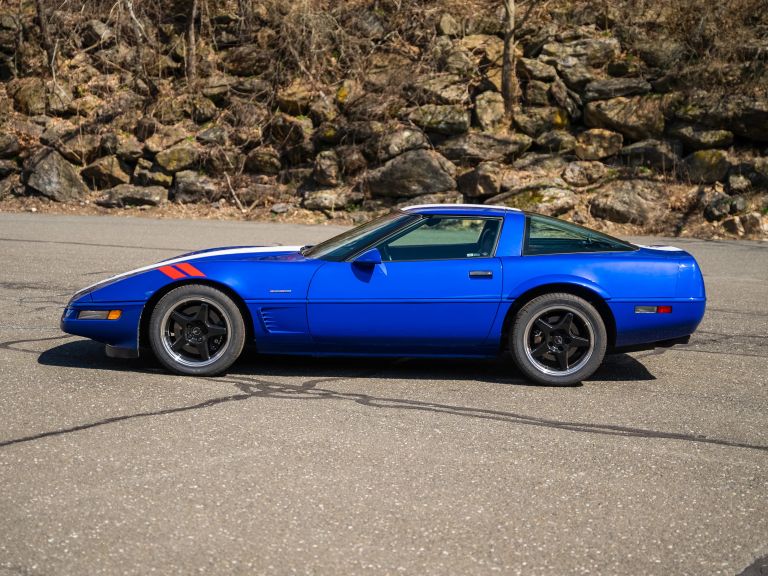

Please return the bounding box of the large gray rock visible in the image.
[245,147,282,175]
[409,104,471,135]
[589,180,666,224]
[143,124,189,153]
[96,184,168,207]
[269,113,313,146]
[525,80,551,106]
[397,192,464,209]
[549,77,581,119]
[55,133,103,165]
[584,78,652,102]
[457,161,504,199]
[376,128,430,162]
[25,148,89,202]
[535,130,577,153]
[155,143,201,173]
[81,155,131,190]
[619,140,681,173]
[584,96,665,141]
[675,93,768,143]
[575,129,623,160]
[474,91,506,132]
[684,150,729,184]
[133,159,173,187]
[10,78,46,115]
[495,187,576,217]
[0,134,20,159]
[313,150,340,187]
[513,106,569,138]
[303,189,351,211]
[562,161,609,188]
[541,37,621,68]
[276,79,314,115]
[408,74,469,105]
[516,58,557,81]
[0,160,19,178]
[667,123,734,150]
[365,149,456,198]
[173,170,218,203]
[437,132,532,166]
[437,13,461,37]
[0,174,20,200]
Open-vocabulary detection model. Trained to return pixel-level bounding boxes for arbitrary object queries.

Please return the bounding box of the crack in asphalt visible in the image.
[0,236,191,252]
[0,341,765,452]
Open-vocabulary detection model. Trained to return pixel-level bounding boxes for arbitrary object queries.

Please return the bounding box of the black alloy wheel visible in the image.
[149,284,246,376]
[510,293,606,386]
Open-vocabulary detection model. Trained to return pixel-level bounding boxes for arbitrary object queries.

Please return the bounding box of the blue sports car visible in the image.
[61,204,706,385]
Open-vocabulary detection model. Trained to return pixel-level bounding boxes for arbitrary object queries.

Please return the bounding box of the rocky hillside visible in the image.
[0,0,766,238]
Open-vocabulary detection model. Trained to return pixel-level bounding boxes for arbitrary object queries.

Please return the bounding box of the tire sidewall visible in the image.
[149,284,246,376]
[510,293,607,386]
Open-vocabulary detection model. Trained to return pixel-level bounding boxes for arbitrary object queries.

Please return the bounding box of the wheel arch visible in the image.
[500,283,617,350]
[138,279,255,350]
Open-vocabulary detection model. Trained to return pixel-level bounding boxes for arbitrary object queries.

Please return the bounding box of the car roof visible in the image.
[400,204,520,217]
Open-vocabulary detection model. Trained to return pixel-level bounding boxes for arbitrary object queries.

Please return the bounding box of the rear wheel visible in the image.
[509,293,606,386]
[149,284,245,376]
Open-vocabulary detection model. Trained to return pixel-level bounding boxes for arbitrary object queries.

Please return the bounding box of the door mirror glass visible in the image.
[353,247,382,266]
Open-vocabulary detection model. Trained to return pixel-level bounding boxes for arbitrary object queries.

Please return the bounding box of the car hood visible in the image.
[167,245,304,262]
[71,245,305,302]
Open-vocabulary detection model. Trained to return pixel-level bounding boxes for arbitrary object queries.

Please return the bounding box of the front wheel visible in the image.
[509,293,607,386]
[149,284,246,376]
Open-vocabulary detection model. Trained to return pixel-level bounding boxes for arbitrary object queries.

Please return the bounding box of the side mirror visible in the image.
[353,247,382,267]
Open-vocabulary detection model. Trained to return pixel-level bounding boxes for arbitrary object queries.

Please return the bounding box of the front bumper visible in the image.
[61,302,144,352]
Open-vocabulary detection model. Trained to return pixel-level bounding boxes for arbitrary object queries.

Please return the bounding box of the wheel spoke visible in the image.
[207,324,227,337]
[534,318,552,334]
[530,340,549,358]
[171,335,187,352]
[571,336,590,348]
[555,350,569,370]
[171,311,191,327]
[555,312,574,333]
[194,302,209,323]
[196,340,210,361]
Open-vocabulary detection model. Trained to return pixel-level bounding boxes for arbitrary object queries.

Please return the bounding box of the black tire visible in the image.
[509,293,606,386]
[148,284,246,376]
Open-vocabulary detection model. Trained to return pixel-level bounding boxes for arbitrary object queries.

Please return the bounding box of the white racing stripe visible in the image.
[637,245,685,252]
[79,245,303,293]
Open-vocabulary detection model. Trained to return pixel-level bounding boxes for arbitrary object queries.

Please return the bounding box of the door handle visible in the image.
[469,270,493,278]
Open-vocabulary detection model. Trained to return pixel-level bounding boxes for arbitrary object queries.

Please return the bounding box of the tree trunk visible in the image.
[34,0,55,73]
[501,0,519,118]
[186,0,199,85]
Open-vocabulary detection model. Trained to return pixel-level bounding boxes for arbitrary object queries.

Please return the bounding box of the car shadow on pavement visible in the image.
[6,338,764,454]
[34,338,656,385]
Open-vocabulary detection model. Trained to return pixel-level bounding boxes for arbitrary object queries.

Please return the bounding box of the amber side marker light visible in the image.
[78,310,122,320]
[635,305,673,314]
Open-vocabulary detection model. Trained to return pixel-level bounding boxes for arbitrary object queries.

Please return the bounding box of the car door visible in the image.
[307,216,503,353]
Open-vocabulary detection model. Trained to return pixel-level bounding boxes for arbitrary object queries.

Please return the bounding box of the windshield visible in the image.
[303,211,419,261]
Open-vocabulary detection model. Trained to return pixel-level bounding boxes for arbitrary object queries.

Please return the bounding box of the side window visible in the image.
[378,217,501,261]
[523,215,636,255]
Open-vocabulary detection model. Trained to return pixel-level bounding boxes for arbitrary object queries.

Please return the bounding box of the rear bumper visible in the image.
[609,298,706,348]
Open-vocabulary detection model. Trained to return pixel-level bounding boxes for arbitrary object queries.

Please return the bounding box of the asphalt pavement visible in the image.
[0,212,766,576]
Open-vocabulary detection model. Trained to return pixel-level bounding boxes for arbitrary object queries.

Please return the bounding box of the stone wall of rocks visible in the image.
[0,1,766,237]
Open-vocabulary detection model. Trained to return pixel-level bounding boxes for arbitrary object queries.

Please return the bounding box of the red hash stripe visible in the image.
[158,265,186,280]
[175,262,206,277]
